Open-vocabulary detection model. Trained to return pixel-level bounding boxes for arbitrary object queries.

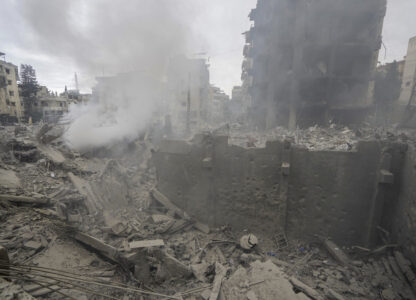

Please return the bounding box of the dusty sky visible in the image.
[0,0,415,96]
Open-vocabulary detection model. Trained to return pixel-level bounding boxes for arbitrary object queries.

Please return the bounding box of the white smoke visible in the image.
[18,0,195,150]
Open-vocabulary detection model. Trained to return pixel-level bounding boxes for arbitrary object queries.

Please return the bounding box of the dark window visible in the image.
[406,81,411,87]
[9,91,14,96]
[11,102,15,106]
[7,80,12,85]
[5,68,10,74]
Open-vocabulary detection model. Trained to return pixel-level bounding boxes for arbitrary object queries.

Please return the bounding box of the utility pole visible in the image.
[186,72,191,135]
[74,73,79,92]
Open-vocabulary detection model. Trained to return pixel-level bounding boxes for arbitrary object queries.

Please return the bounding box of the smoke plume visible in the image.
[18,0,194,150]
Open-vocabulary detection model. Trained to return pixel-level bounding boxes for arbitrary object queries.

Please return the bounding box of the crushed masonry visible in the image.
[1,122,416,299]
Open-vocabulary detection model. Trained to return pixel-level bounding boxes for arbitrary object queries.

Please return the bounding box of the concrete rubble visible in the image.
[1,123,416,299]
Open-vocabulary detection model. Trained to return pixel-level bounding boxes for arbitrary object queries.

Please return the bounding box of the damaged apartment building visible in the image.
[242,0,386,129]
[0,53,23,123]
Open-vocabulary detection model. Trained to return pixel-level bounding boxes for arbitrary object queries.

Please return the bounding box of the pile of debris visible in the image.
[1,123,416,299]
[228,123,414,151]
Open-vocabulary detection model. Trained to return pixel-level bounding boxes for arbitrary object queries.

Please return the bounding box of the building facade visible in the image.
[166,55,210,135]
[209,85,230,125]
[242,0,387,129]
[31,86,68,123]
[398,36,416,106]
[0,55,23,123]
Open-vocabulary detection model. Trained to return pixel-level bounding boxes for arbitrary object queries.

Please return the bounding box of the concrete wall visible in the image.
[392,145,416,264]
[153,135,395,246]
[287,142,381,246]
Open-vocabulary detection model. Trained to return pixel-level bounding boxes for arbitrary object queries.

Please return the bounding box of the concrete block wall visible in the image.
[153,135,405,246]
[392,145,416,264]
[287,142,381,246]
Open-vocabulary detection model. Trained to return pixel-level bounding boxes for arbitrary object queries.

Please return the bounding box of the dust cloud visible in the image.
[18,0,194,150]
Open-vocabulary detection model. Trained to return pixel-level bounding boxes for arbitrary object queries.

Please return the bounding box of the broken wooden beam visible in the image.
[151,189,188,219]
[289,277,325,300]
[129,239,165,249]
[0,194,49,205]
[323,239,350,266]
[74,232,119,263]
[152,188,211,233]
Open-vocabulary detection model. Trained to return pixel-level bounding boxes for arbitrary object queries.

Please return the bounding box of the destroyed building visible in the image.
[0,53,23,123]
[398,36,416,106]
[209,85,230,125]
[3,1,416,300]
[166,55,211,135]
[242,0,387,129]
[30,86,69,123]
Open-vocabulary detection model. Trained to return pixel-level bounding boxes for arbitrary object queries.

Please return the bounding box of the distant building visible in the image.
[399,36,416,105]
[229,86,244,120]
[166,55,210,134]
[209,85,230,124]
[61,86,91,104]
[377,60,405,82]
[32,86,69,123]
[0,53,23,123]
[243,0,387,129]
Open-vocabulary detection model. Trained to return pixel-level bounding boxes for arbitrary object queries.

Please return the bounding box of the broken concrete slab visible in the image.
[0,169,21,189]
[0,194,49,205]
[36,143,66,164]
[289,277,325,300]
[221,260,310,299]
[209,262,226,300]
[153,249,192,279]
[68,172,102,214]
[74,232,119,263]
[0,278,36,300]
[23,240,43,251]
[129,239,165,249]
[324,240,350,266]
